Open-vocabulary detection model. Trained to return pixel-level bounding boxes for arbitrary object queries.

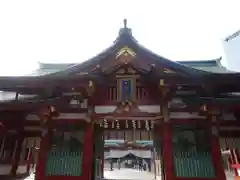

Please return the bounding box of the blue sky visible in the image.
[0,0,239,76]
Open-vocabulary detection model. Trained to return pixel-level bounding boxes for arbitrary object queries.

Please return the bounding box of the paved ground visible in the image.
[21,169,235,180]
[21,168,154,180]
[22,173,34,180]
[104,168,154,180]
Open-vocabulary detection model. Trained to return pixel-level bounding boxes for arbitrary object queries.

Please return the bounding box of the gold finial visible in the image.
[124,19,127,28]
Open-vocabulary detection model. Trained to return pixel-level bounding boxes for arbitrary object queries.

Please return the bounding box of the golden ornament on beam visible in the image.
[86,80,95,96]
[200,104,207,112]
[124,105,130,112]
[88,80,94,88]
[159,79,164,86]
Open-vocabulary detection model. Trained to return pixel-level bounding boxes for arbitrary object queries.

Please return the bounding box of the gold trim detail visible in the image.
[159,79,165,86]
[116,46,136,59]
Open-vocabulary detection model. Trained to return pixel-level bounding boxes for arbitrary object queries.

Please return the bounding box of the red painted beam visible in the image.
[0,75,93,89]
[93,112,161,119]
[0,98,62,111]
[104,146,152,150]
[219,120,240,127]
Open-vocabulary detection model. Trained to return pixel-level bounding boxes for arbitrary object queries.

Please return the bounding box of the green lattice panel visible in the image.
[173,151,215,178]
[46,149,82,176]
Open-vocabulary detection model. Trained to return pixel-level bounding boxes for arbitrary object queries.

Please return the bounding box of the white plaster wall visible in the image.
[0,165,11,175]
[222,113,237,121]
[222,30,240,72]
[170,112,205,119]
[95,106,117,113]
[138,105,160,113]
[16,165,27,174]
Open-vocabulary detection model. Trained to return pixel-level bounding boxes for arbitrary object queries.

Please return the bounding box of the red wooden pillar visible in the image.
[35,129,52,180]
[162,123,174,180]
[211,125,226,180]
[82,123,94,180]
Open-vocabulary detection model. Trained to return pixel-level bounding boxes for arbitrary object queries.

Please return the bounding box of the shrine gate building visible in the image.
[0,20,240,180]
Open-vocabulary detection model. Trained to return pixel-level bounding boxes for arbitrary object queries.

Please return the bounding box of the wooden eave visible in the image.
[0,74,102,91]
[0,97,63,111]
[182,96,240,106]
[145,70,240,87]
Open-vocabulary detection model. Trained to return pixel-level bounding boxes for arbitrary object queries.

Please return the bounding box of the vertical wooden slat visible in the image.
[135,130,140,140]
[113,87,116,100]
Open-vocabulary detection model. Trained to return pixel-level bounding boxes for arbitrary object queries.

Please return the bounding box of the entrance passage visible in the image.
[103,129,158,180]
[104,149,155,180]
[102,128,164,180]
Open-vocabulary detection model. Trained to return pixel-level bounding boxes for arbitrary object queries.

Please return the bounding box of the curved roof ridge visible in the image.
[177,57,222,64]
[130,38,208,75]
[38,62,77,69]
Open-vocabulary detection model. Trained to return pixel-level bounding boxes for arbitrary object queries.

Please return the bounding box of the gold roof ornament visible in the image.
[116,46,136,59]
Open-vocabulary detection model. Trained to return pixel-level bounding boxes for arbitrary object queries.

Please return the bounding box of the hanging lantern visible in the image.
[111,121,114,129]
[137,120,141,129]
[132,120,136,129]
[125,120,128,128]
[145,120,149,131]
[104,118,108,128]
[116,120,120,129]
[150,120,154,129]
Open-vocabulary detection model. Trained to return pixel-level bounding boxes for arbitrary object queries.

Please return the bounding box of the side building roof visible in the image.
[28,58,232,76]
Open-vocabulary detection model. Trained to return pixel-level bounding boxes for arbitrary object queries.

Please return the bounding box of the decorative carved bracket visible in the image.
[85,80,95,96]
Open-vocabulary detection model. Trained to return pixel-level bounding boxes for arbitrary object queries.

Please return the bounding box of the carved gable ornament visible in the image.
[116,46,136,63]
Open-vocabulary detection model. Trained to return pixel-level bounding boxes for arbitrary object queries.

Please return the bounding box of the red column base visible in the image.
[162,123,174,180]
[211,134,226,180]
[82,124,94,180]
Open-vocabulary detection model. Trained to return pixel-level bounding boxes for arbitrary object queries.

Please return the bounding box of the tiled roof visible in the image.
[28,58,232,76]
[179,59,233,73]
